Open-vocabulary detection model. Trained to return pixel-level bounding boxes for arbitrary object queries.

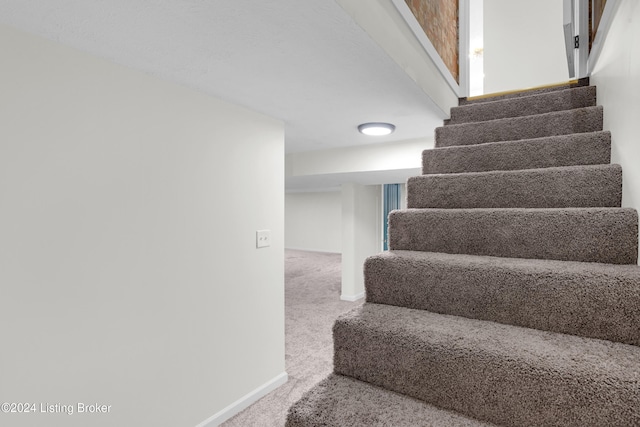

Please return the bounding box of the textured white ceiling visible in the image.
[0,0,444,155]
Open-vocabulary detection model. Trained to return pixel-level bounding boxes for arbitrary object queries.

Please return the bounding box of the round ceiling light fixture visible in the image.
[358,122,396,136]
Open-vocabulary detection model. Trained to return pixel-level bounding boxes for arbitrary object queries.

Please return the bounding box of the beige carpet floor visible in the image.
[220,249,363,426]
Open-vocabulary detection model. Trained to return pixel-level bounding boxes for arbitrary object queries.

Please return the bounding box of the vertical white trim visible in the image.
[459,0,471,98]
[377,187,381,253]
[564,0,592,79]
[575,0,589,78]
[587,0,622,74]
[400,183,408,210]
[391,0,460,96]
[380,185,385,252]
[195,372,288,427]
[563,0,576,78]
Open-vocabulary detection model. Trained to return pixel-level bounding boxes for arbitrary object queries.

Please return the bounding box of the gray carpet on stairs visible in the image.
[365,250,640,345]
[287,83,640,427]
[449,86,596,125]
[407,163,621,209]
[435,106,603,147]
[422,132,611,174]
[333,303,640,427]
[286,374,496,427]
[389,207,638,264]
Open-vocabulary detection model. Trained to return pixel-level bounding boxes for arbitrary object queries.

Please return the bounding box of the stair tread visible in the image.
[449,86,596,124]
[388,207,638,264]
[408,163,622,209]
[286,373,495,427]
[365,250,640,345]
[337,303,640,374]
[334,303,640,427]
[436,106,603,148]
[423,131,611,174]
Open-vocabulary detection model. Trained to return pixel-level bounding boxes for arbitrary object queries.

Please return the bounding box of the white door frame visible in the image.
[563,0,589,79]
[459,0,471,98]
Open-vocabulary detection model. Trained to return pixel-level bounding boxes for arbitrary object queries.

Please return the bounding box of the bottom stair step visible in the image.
[334,303,640,427]
[286,373,495,427]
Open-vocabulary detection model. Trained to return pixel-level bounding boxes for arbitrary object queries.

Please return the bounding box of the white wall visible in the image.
[341,183,382,300]
[590,1,640,216]
[400,183,408,209]
[484,0,569,93]
[0,24,285,427]
[285,191,342,253]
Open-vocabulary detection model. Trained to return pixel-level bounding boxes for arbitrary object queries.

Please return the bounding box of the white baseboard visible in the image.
[340,292,365,302]
[285,247,341,254]
[196,371,288,427]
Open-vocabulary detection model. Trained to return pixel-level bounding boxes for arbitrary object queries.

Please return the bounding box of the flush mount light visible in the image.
[358,122,396,136]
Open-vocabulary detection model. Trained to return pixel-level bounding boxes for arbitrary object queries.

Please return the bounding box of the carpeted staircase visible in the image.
[286,81,640,426]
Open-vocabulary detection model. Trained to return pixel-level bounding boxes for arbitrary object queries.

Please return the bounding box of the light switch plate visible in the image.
[256,230,271,248]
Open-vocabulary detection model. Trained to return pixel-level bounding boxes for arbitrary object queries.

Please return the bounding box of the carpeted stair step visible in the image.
[287,82,639,427]
[435,106,603,148]
[422,131,611,174]
[449,86,596,125]
[364,250,640,346]
[286,373,495,427]
[388,207,638,264]
[333,303,640,427]
[407,164,621,209]
[458,78,589,106]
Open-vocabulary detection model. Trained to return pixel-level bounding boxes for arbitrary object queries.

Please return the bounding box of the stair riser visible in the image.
[334,304,640,427]
[407,164,622,209]
[365,251,640,346]
[435,106,603,148]
[388,208,638,264]
[423,132,611,174]
[449,86,596,124]
[458,78,590,106]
